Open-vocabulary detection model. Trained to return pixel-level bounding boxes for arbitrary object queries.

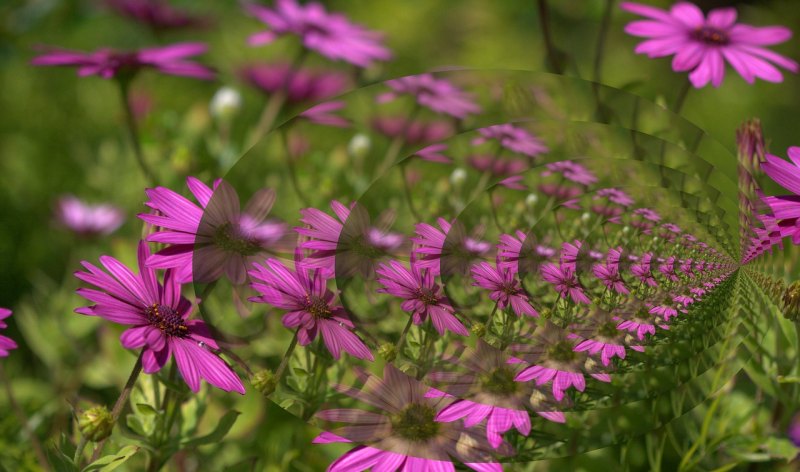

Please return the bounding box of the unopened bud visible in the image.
[581,212,591,222]
[377,343,397,362]
[450,168,467,187]
[525,193,538,208]
[251,370,278,396]
[470,322,487,338]
[210,86,242,121]
[78,406,114,442]
[782,281,800,321]
[348,133,371,160]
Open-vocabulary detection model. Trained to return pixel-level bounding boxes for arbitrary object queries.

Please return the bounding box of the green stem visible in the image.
[281,129,310,206]
[117,79,156,186]
[401,163,422,221]
[0,364,50,471]
[375,105,419,178]
[536,0,564,73]
[274,331,300,383]
[74,436,88,465]
[395,315,415,355]
[90,351,144,463]
[672,79,692,114]
[486,303,500,335]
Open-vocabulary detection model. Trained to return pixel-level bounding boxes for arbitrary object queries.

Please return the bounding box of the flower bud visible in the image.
[251,370,278,396]
[210,86,242,121]
[78,406,114,442]
[539,308,552,319]
[347,133,371,160]
[581,212,591,222]
[377,343,397,362]
[622,225,630,234]
[782,281,800,322]
[470,322,487,338]
[525,193,538,208]
[450,168,467,187]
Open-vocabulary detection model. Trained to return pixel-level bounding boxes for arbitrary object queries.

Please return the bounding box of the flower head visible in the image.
[74,242,245,393]
[471,261,538,317]
[620,1,798,87]
[106,0,210,31]
[761,146,800,244]
[0,309,18,357]
[412,218,490,276]
[239,63,349,104]
[371,116,453,146]
[542,160,598,186]
[139,177,287,284]
[249,258,373,361]
[379,74,481,119]
[471,124,548,158]
[32,42,215,80]
[56,195,125,237]
[540,262,591,305]
[245,0,391,68]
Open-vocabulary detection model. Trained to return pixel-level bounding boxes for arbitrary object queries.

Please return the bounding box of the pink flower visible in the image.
[432,394,530,450]
[139,177,287,284]
[658,256,680,282]
[249,258,373,361]
[630,252,658,287]
[497,231,555,274]
[467,155,529,178]
[56,195,125,237]
[470,261,538,317]
[375,260,469,336]
[239,63,349,103]
[649,303,680,321]
[371,116,453,146]
[761,146,800,243]
[379,74,481,119]
[31,42,215,80]
[620,1,798,87]
[594,188,635,207]
[415,143,452,164]
[74,242,245,393]
[245,0,391,68]
[540,263,591,305]
[542,161,598,186]
[592,249,630,295]
[617,318,669,340]
[0,308,18,357]
[471,124,548,158]
[411,218,490,276]
[574,339,641,367]
[298,101,350,128]
[106,0,211,31]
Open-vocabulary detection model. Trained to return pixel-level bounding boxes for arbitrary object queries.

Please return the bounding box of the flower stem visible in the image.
[536,0,564,74]
[90,351,144,463]
[0,364,50,471]
[401,163,422,221]
[672,79,692,114]
[274,330,299,383]
[395,314,415,355]
[117,80,156,186]
[281,129,310,206]
[591,0,616,121]
[375,105,419,178]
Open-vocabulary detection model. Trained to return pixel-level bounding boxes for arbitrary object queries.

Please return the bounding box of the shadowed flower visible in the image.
[56,195,125,237]
[379,74,481,119]
[658,256,680,282]
[298,101,350,127]
[471,261,538,317]
[74,242,245,393]
[467,155,529,178]
[761,146,800,243]
[139,177,287,285]
[594,188,635,207]
[497,230,555,275]
[31,42,215,80]
[540,263,591,305]
[573,309,645,366]
[240,63,349,103]
[372,116,454,146]
[0,309,18,357]
[620,1,798,88]
[376,260,469,336]
[245,0,391,68]
[471,124,548,159]
[313,364,507,471]
[631,252,658,287]
[106,0,210,31]
[542,161,598,186]
[249,258,373,361]
[415,143,452,164]
[412,218,491,276]
[790,413,800,447]
[592,248,630,295]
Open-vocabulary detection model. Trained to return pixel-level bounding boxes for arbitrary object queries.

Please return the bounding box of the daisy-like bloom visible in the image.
[106,0,210,31]
[630,252,658,287]
[679,258,695,278]
[239,63,349,104]
[371,116,453,146]
[658,256,680,282]
[249,258,373,361]
[245,0,391,68]
[540,262,591,305]
[378,74,481,119]
[467,155,529,178]
[592,248,630,295]
[594,188,635,207]
[375,260,469,336]
[761,146,800,243]
[415,143,452,164]
[313,365,507,471]
[74,242,245,393]
[648,303,680,321]
[31,42,215,80]
[139,177,287,284]
[632,207,662,229]
[573,309,644,366]
[56,195,125,237]
[412,218,491,276]
[790,413,800,447]
[295,200,403,276]
[536,183,583,210]
[471,124,549,159]
[616,302,670,341]
[471,261,538,317]
[541,160,598,186]
[298,101,350,127]
[0,308,18,357]
[497,231,555,275]
[620,1,798,88]
[497,176,527,191]
[661,223,682,235]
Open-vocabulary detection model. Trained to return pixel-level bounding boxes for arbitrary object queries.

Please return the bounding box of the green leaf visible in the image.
[762,437,800,462]
[81,445,140,472]
[181,410,240,447]
[135,403,158,416]
[50,449,79,472]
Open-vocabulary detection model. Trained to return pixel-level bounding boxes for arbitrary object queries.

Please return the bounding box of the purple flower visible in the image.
[139,177,287,285]
[789,413,800,447]
[761,146,800,243]
[412,218,490,276]
[74,242,245,393]
[371,116,453,145]
[631,253,658,287]
[620,1,798,88]
[540,263,591,305]
[376,260,469,336]
[0,308,18,357]
[471,261,538,317]
[467,155,529,178]
[415,143,452,164]
[313,365,506,471]
[658,256,680,282]
[105,0,211,31]
[472,124,548,158]
[56,195,125,237]
[542,161,598,186]
[592,249,630,295]
[249,258,373,361]
[379,74,481,119]
[594,188,635,207]
[497,231,555,275]
[245,0,391,68]
[239,63,349,103]
[298,101,350,128]
[31,42,215,80]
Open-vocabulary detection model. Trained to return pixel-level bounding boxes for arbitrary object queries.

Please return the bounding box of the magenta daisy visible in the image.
[540,262,591,305]
[658,256,680,282]
[239,63,349,104]
[313,365,507,471]
[31,42,215,80]
[0,309,18,357]
[497,230,555,275]
[471,124,549,159]
[573,309,644,366]
[372,116,453,146]
[376,260,469,337]
[594,188,635,207]
[630,252,658,287]
[298,101,350,128]
[106,0,210,31]
[761,146,800,243]
[56,195,125,237]
[471,261,539,317]
[592,248,630,295]
[620,1,798,88]
[378,74,481,119]
[74,242,245,393]
[412,218,491,276]
[139,177,287,284]
[245,0,391,68]
[541,160,598,186]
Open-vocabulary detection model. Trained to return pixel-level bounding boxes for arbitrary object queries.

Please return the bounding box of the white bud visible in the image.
[622,225,630,234]
[525,193,538,208]
[210,87,242,121]
[450,168,467,187]
[581,212,591,222]
[347,133,371,160]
